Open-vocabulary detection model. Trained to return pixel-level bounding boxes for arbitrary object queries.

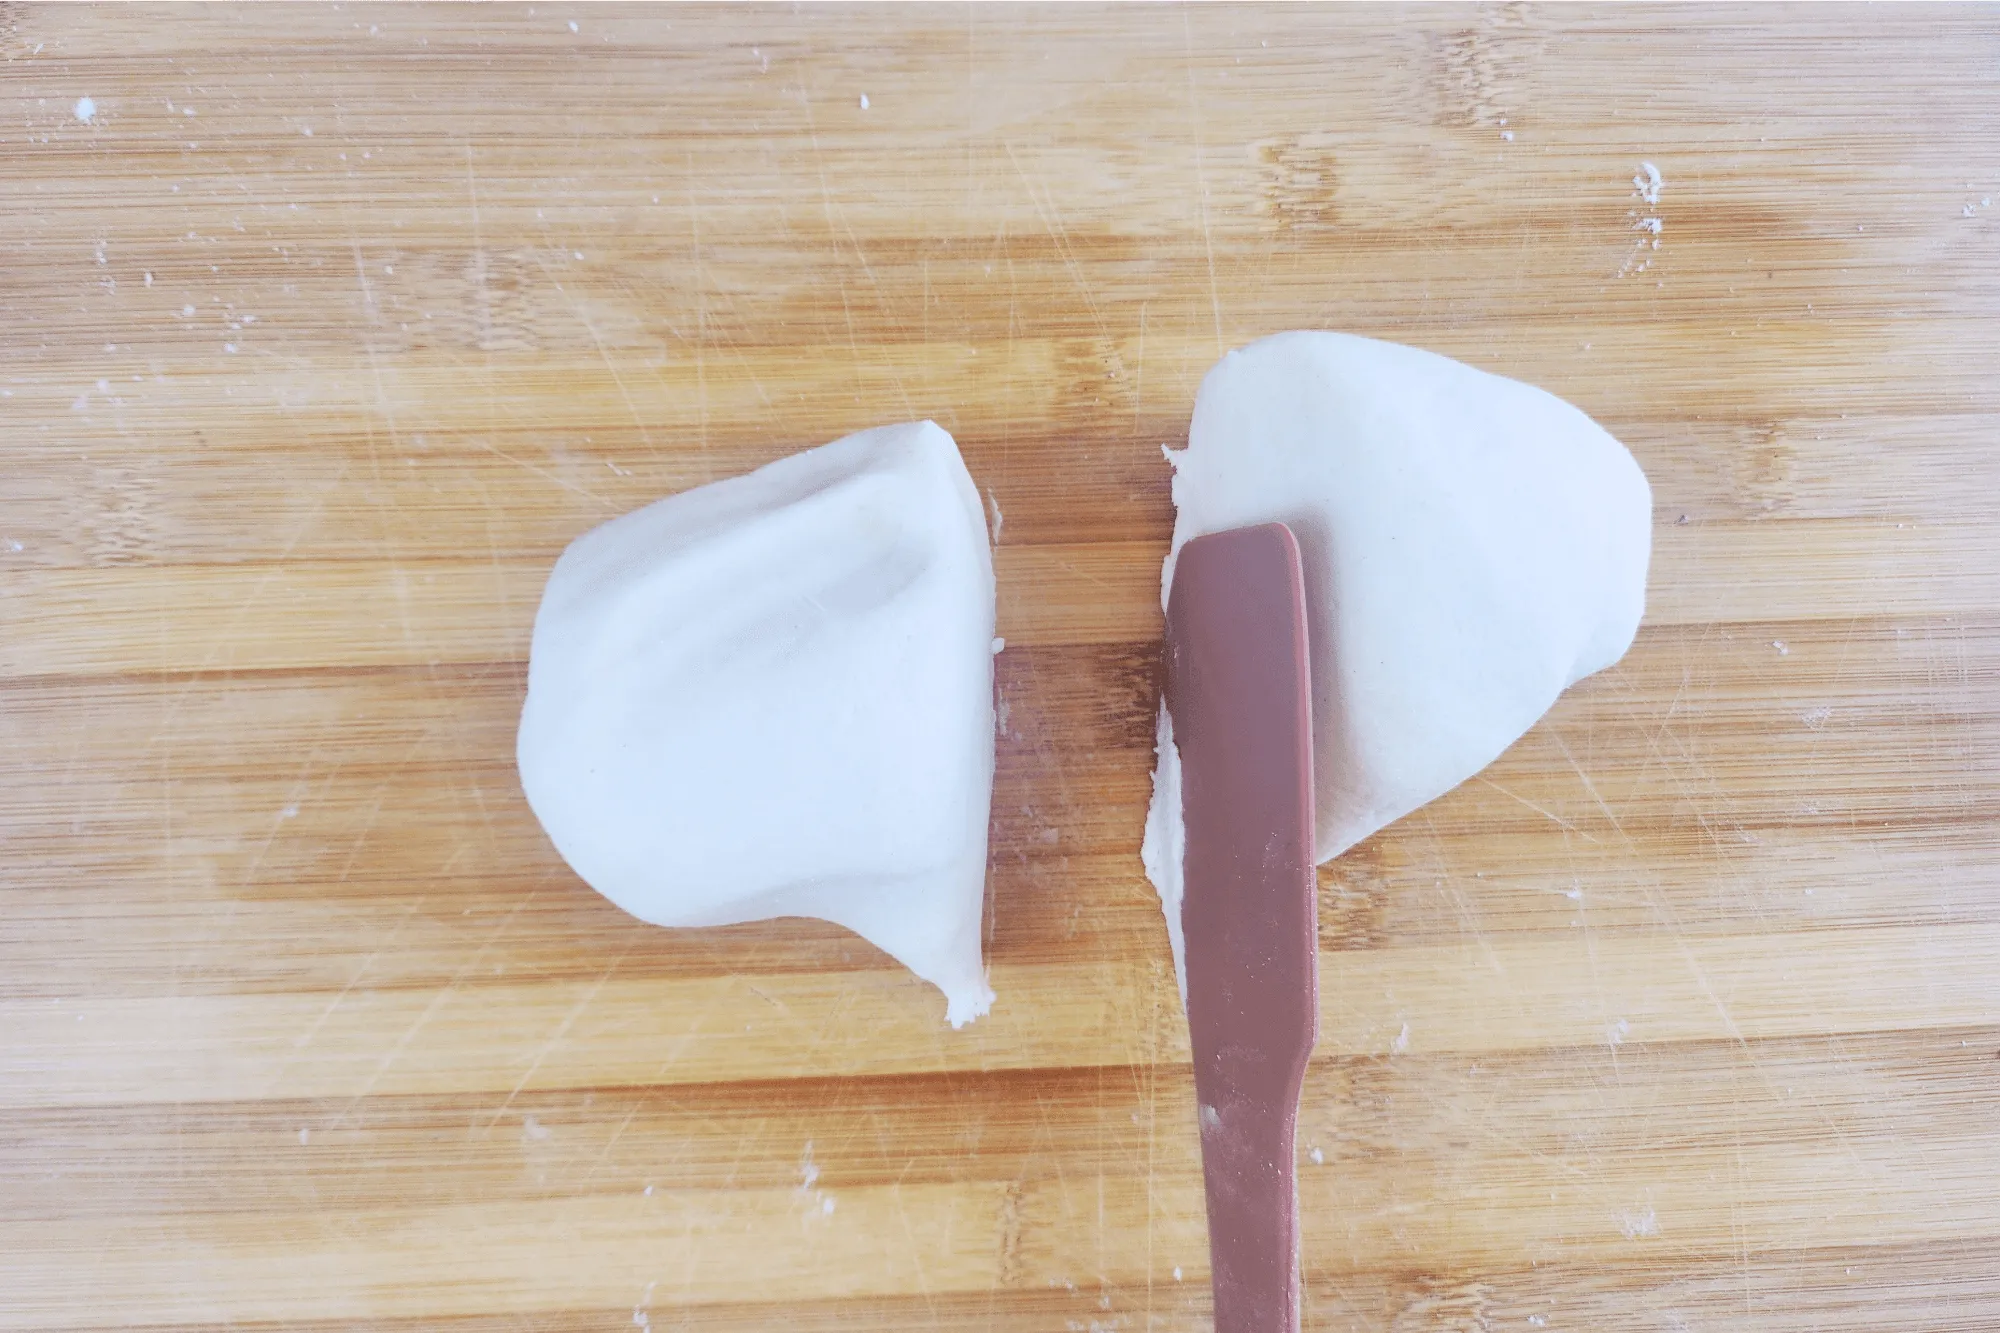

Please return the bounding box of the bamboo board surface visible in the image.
[5,5,2000,1329]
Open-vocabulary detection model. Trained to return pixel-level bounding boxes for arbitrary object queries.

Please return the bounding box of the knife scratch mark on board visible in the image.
[484,946,635,1132]
[522,246,658,457]
[1182,6,1223,354]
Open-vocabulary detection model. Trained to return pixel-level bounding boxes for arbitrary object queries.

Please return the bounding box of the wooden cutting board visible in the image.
[5,5,1999,1329]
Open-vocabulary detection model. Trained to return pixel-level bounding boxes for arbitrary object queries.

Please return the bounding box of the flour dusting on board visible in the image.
[1620,161,1665,277]
[796,1141,837,1217]
[1634,161,1663,205]
[1617,1203,1661,1239]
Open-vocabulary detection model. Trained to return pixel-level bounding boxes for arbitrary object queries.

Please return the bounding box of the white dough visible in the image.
[517,421,998,1027]
[1145,332,1652,979]
[1139,703,1188,1002]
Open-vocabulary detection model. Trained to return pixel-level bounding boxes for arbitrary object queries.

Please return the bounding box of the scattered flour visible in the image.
[1617,1204,1660,1239]
[1621,161,1665,276]
[1634,161,1663,205]
[796,1142,837,1218]
[74,97,96,123]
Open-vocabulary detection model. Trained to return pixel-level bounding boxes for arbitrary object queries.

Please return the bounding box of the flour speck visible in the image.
[74,97,97,124]
[1617,1204,1660,1239]
[1620,162,1666,276]
[1634,161,1663,205]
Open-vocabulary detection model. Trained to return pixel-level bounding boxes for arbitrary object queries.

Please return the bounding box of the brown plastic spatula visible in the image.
[1164,523,1319,1333]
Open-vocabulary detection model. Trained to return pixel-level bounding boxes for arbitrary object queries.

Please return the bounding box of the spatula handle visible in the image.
[1194,1094,1305,1333]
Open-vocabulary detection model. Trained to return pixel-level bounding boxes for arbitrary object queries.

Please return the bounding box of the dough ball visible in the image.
[1146,332,1652,981]
[517,421,997,1027]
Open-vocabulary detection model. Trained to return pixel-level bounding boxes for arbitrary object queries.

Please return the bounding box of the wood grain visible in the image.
[5,4,1999,1329]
